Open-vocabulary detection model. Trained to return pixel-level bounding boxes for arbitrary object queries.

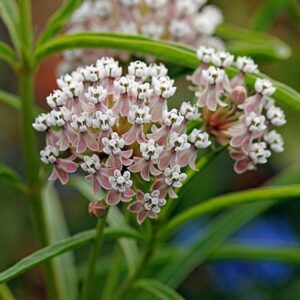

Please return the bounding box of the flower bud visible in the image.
[88,201,107,218]
[230,85,247,104]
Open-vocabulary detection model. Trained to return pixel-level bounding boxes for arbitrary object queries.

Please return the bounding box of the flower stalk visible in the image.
[81,208,109,300]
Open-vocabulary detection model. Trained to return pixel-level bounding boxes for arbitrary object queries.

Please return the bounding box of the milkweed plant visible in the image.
[0,0,299,300]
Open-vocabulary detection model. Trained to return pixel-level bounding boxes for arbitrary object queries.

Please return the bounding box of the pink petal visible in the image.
[128,201,144,213]
[188,150,198,170]
[65,126,77,144]
[123,188,135,200]
[55,167,69,185]
[158,150,172,170]
[123,126,140,145]
[57,158,78,173]
[230,133,247,148]
[234,159,250,174]
[137,211,147,224]
[76,134,87,153]
[207,88,218,111]
[122,149,133,159]
[48,169,58,181]
[168,187,178,199]
[86,132,98,151]
[141,162,151,181]
[196,87,209,107]
[106,190,121,206]
[136,190,145,202]
[98,174,112,189]
[150,164,161,176]
[128,158,144,173]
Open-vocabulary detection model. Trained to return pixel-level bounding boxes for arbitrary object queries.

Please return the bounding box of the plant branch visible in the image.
[81,210,109,300]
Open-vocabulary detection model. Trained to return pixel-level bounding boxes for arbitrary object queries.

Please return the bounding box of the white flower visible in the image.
[102,132,124,155]
[235,56,259,74]
[94,0,112,18]
[82,65,100,82]
[50,107,71,127]
[264,130,284,153]
[144,190,166,213]
[120,0,140,6]
[71,112,93,132]
[245,112,267,132]
[196,46,215,63]
[162,109,184,127]
[46,90,68,108]
[249,142,271,164]
[141,23,164,39]
[85,86,108,104]
[169,132,191,152]
[140,139,163,160]
[145,0,167,9]
[169,20,191,38]
[266,106,286,126]
[194,5,223,35]
[255,79,276,96]
[93,110,116,130]
[212,51,234,68]
[62,80,84,98]
[135,82,153,102]
[81,155,101,174]
[114,76,136,95]
[164,165,187,188]
[148,63,168,77]
[263,98,275,110]
[40,146,59,164]
[33,113,52,131]
[152,76,176,98]
[180,102,201,120]
[175,0,206,15]
[103,61,122,78]
[189,129,211,149]
[128,105,151,125]
[128,61,149,78]
[109,170,132,193]
[202,66,225,85]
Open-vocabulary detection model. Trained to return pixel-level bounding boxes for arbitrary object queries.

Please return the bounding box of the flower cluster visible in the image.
[190,47,286,174]
[59,0,224,73]
[34,58,212,224]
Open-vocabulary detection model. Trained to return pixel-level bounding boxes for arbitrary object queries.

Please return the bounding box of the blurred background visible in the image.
[0,0,299,299]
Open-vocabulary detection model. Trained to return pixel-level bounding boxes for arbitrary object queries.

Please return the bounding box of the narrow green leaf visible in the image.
[36,0,83,47]
[252,0,289,31]
[0,227,143,284]
[70,176,140,276]
[134,279,184,300]
[43,184,78,300]
[156,164,300,287]
[0,284,15,300]
[212,244,300,265]
[0,0,20,53]
[0,90,21,110]
[0,165,25,192]
[287,0,300,29]
[34,33,300,112]
[0,42,17,69]
[216,23,291,60]
[160,185,300,239]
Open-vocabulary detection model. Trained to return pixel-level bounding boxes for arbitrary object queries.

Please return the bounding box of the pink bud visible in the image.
[88,201,107,218]
[230,86,247,104]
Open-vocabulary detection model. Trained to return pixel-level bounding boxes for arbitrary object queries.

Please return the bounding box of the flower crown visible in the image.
[34,52,286,224]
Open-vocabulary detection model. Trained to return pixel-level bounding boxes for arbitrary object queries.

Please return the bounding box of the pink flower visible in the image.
[122,105,151,144]
[148,109,184,145]
[128,139,162,181]
[81,155,115,194]
[106,170,135,206]
[196,66,227,111]
[70,112,98,153]
[239,79,276,114]
[40,146,77,185]
[230,112,267,152]
[102,132,133,169]
[128,190,166,224]
[158,132,190,169]
[152,165,187,199]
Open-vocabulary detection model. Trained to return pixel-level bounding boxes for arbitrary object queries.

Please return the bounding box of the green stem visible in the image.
[100,244,123,300]
[115,228,156,300]
[0,284,15,300]
[81,210,109,300]
[18,1,63,299]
